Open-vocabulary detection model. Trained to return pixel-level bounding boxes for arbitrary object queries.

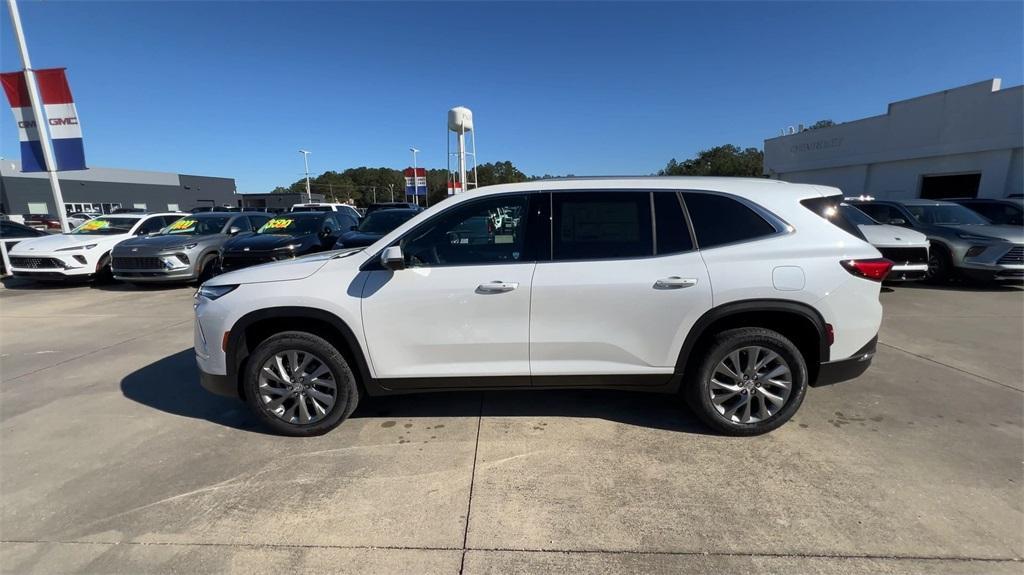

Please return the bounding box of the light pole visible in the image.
[409,147,420,206]
[298,149,311,203]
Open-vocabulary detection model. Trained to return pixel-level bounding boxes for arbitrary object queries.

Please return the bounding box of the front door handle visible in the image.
[476,281,519,294]
[654,277,698,290]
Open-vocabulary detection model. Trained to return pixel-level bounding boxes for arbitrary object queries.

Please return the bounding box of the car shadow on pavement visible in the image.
[122,349,715,436]
[893,280,1023,293]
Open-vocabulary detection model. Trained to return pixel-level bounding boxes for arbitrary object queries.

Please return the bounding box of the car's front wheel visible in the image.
[686,327,808,436]
[242,331,359,436]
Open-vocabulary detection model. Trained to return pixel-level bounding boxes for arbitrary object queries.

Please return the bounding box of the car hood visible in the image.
[857,224,929,248]
[942,224,1024,243]
[9,232,127,254]
[335,230,383,246]
[224,233,314,252]
[116,233,223,252]
[206,248,363,286]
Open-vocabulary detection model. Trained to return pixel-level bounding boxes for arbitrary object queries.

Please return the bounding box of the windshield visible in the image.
[358,210,417,234]
[257,216,322,235]
[907,204,990,225]
[71,217,139,235]
[292,206,333,212]
[839,204,878,226]
[162,216,230,235]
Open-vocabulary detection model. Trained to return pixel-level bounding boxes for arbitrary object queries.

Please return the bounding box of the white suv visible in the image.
[195,178,890,437]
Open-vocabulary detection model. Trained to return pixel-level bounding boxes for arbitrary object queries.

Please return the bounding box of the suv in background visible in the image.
[947,198,1023,226]
[195,178,889,437]
[112,212,270,284]
[364,202,423,216]
[848,198,1024,281]
[289,203,361,221]
[219,211,355,273]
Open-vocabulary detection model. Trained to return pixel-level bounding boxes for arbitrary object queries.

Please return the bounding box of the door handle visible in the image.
[653,277,698,290]
[476,281,519,294]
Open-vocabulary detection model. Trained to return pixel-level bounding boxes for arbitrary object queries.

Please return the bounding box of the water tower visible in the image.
[447,106,477,195]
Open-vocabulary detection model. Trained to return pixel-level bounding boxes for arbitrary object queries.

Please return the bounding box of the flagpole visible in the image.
[6,0,69,233]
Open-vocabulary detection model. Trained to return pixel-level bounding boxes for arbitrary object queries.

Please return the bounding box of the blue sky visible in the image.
[2,1,1021,192]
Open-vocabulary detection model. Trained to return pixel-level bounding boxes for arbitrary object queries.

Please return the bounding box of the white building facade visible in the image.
[763,79,1023,199]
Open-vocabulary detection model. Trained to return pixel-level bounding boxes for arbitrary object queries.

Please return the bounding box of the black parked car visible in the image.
[948,198,1023,226]
[364,202,423,216]
[333,208,421,249]
[219,212,352,272]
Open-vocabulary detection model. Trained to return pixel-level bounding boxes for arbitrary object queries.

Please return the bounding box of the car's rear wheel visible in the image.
[686,327,807,436]
[242,331,358,436]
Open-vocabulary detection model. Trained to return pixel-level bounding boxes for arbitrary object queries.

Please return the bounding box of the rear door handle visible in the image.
[476,281,519,294]
[654,277,698,289]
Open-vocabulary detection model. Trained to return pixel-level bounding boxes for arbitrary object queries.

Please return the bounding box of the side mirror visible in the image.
[380,245,405,270]
[228,226,242,235]
[889,218,907,226]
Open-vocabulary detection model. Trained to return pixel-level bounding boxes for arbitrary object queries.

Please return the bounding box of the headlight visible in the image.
[275,243,302,251]
[56,243,97,252]
[196,284,238,301]
[957,232,996,242]
[184,242,199,249]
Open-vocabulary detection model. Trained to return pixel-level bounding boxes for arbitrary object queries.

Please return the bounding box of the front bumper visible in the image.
[812,336,876,387]
[957,243,1023,279]
[200,368,239,398]
[112,252,199,282]
[9,252,97,278]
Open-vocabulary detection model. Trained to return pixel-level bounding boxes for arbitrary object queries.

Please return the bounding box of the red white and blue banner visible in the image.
[404,167,427,196]
[1,68,86,172]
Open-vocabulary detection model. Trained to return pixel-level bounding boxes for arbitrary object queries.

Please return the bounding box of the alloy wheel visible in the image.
[709,346,793,424]
[257,350,337,424]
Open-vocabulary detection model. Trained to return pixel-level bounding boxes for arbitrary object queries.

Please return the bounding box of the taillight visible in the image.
[840,258,894,282]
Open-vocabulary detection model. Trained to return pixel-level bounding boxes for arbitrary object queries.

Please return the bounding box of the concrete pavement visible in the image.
[0,278,1021,574]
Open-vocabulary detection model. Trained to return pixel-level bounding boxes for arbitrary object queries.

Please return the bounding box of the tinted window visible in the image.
[336,213,359,230]
[855,203,904,225]
[231,216,251,232]
[684,193,777,248]
[401,195,528,267]
[965,202,1021,225]
[248,215,271,230]
[137,217,167,235]
[654,192,693,254]
[906,204,988,225]
[553,192,652,260]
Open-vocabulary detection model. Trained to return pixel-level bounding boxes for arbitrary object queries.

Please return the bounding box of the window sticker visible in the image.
[79,220,110,231]
[259,218,294,232]
[168,219,197,233]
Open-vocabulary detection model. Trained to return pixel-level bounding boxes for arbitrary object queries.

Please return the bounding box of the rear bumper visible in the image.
[812,336,877,387]
[200,368,239,398]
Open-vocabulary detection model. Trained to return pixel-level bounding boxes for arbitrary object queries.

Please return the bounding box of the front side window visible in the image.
[552,191,652,260]
[401,195,528,267]
[906,204,988,225]
[684,192,778,248]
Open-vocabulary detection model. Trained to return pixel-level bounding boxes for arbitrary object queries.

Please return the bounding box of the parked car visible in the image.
[947,198,1023,226]
[195,178,889,437]
[837,204,930,281]
[333,208,421,249]
[848,198,1023,281]
[66,212,99,229]
[22,214,62,232]
[219,212,352,273]
[7,213,185,281]
[111,207,147,214]
[0,220,48,275]
[111,212,270,284]
[289,202,362,221]
[364,202,423,216]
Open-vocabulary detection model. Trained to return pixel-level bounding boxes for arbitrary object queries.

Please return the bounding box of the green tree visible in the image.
[659,145,764,177]
[808,119,835,130]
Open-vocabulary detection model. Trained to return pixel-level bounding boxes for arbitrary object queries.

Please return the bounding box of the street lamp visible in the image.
[409,147,420,206]
[298,149,312,203]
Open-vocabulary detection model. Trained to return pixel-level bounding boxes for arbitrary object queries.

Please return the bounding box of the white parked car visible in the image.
[195,178,890,437]
[290,203,361,221]
[8,212,185,281]
[838,204,930,281]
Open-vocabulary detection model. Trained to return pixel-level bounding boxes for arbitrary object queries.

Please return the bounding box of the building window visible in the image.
[167,203,179,212]
[133,203,148,210]
[27,202,48,215]
[920,173,981,200]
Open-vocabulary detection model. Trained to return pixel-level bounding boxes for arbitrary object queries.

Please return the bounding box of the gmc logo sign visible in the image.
[17,117,78,128]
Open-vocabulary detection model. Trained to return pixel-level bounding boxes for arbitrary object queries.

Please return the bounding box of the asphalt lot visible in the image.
[0,278,1021,574]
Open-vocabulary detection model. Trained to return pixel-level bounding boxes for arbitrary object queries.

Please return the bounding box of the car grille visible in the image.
[112,256,163,270]
[9,256,63,269]
[998,246,1024,265]
[221,253,275,271]
[878,247,928,265]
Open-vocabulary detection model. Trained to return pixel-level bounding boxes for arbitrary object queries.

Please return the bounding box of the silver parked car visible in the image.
[848,198,1024,281]
[111,212,270,284]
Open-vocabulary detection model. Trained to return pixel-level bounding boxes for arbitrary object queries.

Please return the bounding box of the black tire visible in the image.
[94,253,115,283]
[926,244,953,283]
[685,327,808,436]
[242,331,358,436]
[195,254,218,284]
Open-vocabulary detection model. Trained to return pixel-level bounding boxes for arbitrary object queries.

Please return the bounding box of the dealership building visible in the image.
[763,79,1023,199]
[0,160,236,216]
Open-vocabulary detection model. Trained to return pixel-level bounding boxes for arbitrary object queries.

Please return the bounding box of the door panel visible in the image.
[530,253,711,378]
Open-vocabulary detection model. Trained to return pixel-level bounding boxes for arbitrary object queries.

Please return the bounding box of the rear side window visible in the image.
[552,192,653,260]
[800,196,866,240]
[683,193,777,248]
[653,192,694,254]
